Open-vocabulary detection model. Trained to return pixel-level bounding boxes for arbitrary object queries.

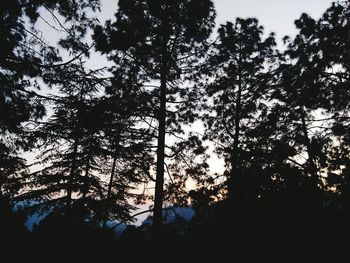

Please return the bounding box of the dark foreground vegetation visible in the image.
[1,0,350,261]
[2,195,350,261]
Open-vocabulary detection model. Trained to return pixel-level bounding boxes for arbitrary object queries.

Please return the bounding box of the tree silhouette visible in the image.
[93,0,216,243]
[17,59,155,227]
[97,72,155,226]
[0,0,100,198]
[311,1,350,208]
[275,17,324,191]
[270,8,350,198]
[15,61,106,219]
[203,18,276,200]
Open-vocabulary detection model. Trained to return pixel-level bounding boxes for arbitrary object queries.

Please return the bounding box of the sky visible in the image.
[36,0,336,71]
[97,0,335,43]
[213,0,334,39]
[86,0,335,74]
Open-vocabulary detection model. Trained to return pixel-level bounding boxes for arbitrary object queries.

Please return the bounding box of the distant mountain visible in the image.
[26,213,47,230]
[12,202,127,234]
[104,220,128,234]
[25,213,128,234]
[142,206,194,226]
[11,200,53,231]
[13,201,194,234]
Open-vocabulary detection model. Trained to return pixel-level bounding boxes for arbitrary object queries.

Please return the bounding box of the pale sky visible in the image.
[88,0,335,69]
[97,0,334,42]
[213,0,334,38]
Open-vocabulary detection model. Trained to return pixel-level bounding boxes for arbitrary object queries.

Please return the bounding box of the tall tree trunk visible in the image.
[152,19,168,244]
[66,86,85,212]
[229,65,242,200]
[81,144,92,203]
[82,139,93,202]
[66,136,79,211]
[300,106,318,187]
[103,151,117,227]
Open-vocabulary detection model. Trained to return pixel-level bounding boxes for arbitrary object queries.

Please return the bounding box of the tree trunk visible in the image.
[66,136,79,211]
[152,18,168,244]
[66,86,85,212]
[229,66,242,200]
[300,106,318,187]
[82,141,93,202]
[103,151,117,227]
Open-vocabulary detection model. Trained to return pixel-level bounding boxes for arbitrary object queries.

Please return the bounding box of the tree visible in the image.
[93,0,216,242]
[203,18,276,200]
[312,0,350,207]
[0,0,100,197]
[16,61,106,219]
[97,71,155,226]
[272,11,341,195]
[17,58,154,226]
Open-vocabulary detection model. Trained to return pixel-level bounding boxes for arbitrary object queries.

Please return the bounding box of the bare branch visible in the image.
[23,28,50,46]
[164,162,174,184]
[287,157,306,169]
[176,36,219,62]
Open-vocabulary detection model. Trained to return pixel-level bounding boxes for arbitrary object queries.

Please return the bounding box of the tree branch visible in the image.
[164,162,174,184]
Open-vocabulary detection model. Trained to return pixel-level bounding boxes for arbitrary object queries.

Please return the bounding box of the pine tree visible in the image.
[93,0,216,242]
[273,12,335,193]
[0,0,100,197]
[17,58,154,226]
[17,61,106,219]
[203,18,276,200]
[311,1,350,207]
[97,73,155,226]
